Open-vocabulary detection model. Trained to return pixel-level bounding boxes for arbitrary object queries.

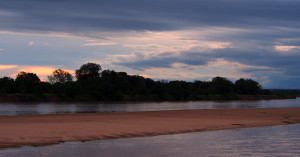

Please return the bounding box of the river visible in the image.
[0,98,300,116]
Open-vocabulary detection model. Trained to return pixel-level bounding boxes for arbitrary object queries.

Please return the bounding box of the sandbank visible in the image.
[1,107,300,148]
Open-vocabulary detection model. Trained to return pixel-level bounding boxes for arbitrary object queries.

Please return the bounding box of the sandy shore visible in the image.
[1,108,300,148]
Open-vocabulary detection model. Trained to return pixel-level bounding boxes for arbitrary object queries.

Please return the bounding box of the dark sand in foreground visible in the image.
[1,108,300,148]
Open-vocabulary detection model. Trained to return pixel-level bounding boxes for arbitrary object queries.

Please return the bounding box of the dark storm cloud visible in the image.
[1,0,300,32]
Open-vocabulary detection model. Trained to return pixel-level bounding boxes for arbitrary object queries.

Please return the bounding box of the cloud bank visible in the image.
[0,0,300,88]
[1,0,300,33]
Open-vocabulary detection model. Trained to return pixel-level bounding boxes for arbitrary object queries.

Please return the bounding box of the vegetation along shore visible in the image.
[0,63,298,102]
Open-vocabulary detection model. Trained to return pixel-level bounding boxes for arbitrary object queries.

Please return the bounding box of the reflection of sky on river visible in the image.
[1,124,299,157]
[0,98,300,116]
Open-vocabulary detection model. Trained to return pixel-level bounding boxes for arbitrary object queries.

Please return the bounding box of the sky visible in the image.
[1,0,300,88]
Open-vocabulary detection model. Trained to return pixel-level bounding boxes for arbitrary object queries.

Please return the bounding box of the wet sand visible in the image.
[1,108,300,148]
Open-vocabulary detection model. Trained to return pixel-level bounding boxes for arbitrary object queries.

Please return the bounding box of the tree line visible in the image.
[0,63,272,101]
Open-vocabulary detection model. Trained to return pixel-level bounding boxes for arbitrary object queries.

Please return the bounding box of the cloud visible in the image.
[28,41,35,46]
[0,65,17,70]
[275,45,300,54]
[1,0,300,88]
[0,30,75,38]
[1,0,300,34]
[134,59,260,82]
[0,31,106,66]
[83,42,117,46]
[112,42,300,88]
[0,48,4,51]
[42,42,49,46]
[212,47,300,76]
[87,26,298,88]
[0,10,19,17]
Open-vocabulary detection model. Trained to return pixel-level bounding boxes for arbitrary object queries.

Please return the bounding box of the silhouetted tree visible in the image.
[0,77,14,94]
[235,78,262,95]
[0,63,277,101]
[34,82,53,95]
[48,69,73,84]
[75,63,102,81]
[15,72,40,93]
[193,80,213,95]
[212,77,235,94]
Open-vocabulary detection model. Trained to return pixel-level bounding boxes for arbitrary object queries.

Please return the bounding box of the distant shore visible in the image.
[0,107,300,149]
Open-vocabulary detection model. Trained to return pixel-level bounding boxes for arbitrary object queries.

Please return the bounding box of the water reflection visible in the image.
[1,124,299,157]
[0,98,299,116]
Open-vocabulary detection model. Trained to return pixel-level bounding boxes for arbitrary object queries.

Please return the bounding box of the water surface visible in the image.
[1,124,299,157]
[0,98,299,116]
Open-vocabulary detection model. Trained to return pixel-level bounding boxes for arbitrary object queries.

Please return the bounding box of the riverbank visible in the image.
[0,108,300,149]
